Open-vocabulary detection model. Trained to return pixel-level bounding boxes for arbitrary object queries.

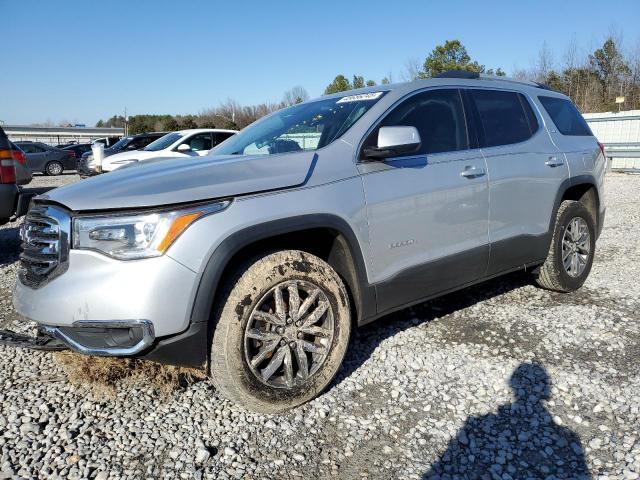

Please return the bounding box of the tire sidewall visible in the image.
[552,203,596,290]
[215,251,351,410]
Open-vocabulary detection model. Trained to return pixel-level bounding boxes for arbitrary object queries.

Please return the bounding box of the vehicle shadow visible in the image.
[334,270,532,385]
[0,225,21,267]
[422,362,591,479]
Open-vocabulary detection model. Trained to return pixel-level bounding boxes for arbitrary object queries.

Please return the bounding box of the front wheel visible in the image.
[210,250,351,413]
[535,200,596,292]
[45,161,63,176]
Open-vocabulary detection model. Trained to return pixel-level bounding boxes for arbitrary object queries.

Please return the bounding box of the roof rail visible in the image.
[434,70,480,79]
[434,70,556,91]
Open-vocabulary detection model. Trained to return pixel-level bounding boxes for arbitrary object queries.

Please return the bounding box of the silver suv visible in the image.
[14,73,606,412]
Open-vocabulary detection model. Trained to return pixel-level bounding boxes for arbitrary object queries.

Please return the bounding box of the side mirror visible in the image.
[176,143,191,152]
[363,126,421,160]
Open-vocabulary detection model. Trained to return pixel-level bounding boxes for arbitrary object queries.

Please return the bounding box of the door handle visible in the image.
[460,166,486,178]
[545,156,564,167]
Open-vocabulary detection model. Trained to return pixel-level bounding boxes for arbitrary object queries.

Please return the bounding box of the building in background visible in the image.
[4,125,124,146]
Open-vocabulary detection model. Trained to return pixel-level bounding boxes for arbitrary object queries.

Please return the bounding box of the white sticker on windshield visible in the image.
[336,92,384,104]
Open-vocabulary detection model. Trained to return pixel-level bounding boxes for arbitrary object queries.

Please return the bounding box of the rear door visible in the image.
[359,88,490,314]
[467,88,569,274]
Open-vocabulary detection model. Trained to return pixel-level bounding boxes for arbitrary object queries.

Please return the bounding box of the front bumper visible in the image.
[14,250,198,338]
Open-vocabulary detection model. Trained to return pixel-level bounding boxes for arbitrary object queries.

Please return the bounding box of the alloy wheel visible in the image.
[244,280,335,389]
[562,216,591,277]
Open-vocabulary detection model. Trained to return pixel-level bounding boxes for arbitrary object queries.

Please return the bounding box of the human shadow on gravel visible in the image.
[422,363,591,480]
[334,271,531,385]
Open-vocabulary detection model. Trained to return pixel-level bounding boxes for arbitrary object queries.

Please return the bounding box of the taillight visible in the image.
[598,142,606,158]
[11,150,26,165]
[0,149,16,184]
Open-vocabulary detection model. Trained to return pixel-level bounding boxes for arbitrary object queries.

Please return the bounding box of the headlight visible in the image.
[72,201,230,259]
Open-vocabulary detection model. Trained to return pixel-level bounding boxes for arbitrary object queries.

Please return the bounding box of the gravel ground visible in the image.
[1,172,639,479]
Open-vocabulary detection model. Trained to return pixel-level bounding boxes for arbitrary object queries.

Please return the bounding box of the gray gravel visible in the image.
[1,172,639,479]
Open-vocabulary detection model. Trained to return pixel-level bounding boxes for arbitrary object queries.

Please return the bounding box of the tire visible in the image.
[210,250,351,413]
[535,200,596,292]
[45,161,63,176]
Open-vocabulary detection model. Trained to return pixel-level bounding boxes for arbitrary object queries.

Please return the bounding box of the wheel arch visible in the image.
[190,215,375,332]
[553,175,601,236]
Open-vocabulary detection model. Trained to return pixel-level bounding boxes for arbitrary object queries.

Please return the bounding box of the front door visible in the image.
[358,88,490,314]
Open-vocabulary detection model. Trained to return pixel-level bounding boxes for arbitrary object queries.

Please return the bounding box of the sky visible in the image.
[1,0,639,126]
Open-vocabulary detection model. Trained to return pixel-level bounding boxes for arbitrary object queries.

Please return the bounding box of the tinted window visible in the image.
[538,96,592,136]
[369,89,468,156]
[470,90,535,147]
[214,132,235,145]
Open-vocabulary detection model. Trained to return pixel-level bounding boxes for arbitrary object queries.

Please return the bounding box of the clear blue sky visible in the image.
[1,0,638,126]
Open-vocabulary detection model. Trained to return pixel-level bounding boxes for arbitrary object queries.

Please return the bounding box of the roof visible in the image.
[318,74,566,103]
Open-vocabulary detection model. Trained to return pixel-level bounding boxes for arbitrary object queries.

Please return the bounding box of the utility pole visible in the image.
[124,107,129,136]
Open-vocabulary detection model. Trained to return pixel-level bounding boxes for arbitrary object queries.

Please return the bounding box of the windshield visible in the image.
[144,132,184,151]
[214,92,386,156]
[108,136,133,151]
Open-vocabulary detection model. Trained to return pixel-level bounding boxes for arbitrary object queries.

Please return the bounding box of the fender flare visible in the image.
[548,175,600,235]
[189,214,376,328]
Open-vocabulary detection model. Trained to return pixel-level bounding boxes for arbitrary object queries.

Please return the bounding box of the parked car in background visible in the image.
[101,129,237,172]
[13,75,605,412]
[0,127,36,224]
[55,141,77,148]
[62,143,92,159]
[79,132,167,177]
[14,141,76,176]
[92,137,121,148]
[8,142,33,185]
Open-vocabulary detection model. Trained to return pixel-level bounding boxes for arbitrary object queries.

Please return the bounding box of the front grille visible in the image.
[19,204,71,288]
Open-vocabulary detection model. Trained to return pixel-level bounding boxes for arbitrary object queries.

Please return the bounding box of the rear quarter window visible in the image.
[469,89,538,148]
[538,96,592,136]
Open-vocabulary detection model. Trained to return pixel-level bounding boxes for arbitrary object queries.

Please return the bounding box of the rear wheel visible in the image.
[45,161,63,176]
[210,250,351,413]
[535,200,595,292]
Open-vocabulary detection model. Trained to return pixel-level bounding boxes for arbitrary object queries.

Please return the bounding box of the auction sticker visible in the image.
[336,92,384,103]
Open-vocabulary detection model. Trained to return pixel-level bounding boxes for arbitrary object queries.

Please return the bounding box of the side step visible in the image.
[0,328,69,351]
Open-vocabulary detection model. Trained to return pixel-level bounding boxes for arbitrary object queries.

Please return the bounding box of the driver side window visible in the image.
[182,133,213,151]
[363,89,469,157]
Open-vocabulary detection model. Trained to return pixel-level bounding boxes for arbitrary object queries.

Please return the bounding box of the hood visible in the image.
[40,152,317,211]
[102,149,157,165]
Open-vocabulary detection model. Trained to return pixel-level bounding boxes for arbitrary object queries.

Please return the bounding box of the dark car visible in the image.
[14,141,76,176]
[62,143,92,158]
[0,128,38,224]
[78,132,167,177]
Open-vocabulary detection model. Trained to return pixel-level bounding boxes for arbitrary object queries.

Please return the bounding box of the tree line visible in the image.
[94,34,640,134]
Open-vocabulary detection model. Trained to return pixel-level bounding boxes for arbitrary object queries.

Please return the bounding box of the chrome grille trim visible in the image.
[19,204,71,288]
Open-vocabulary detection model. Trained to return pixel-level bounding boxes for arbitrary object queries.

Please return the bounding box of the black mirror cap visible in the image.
[363,141,421,161]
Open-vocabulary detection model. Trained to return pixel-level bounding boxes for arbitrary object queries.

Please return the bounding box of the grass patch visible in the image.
[53,351,207,398]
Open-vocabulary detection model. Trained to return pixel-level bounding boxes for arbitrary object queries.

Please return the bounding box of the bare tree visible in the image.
[401,57,423,81]
[534,42,554,82]
[282,86,309,106]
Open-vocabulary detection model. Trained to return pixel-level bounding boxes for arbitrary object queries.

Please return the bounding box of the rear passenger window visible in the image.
[469,90,537,147]
[369,88,468,156]
[538,96,592,136]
